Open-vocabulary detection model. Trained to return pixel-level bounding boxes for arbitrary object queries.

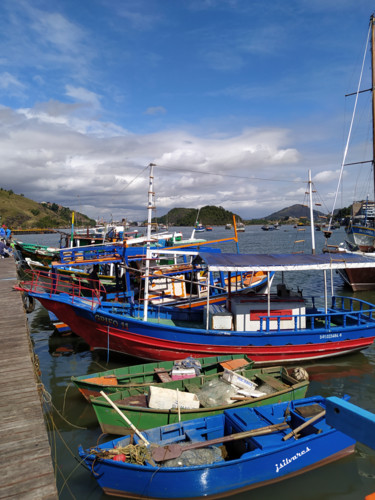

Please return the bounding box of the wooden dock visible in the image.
[0,258,58,499]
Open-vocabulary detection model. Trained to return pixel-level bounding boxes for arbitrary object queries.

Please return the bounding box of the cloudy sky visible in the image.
[1,0,375,222]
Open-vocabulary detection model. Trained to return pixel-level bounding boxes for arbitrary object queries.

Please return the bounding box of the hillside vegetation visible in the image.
[156,206,242,226]
[0,188,95,229]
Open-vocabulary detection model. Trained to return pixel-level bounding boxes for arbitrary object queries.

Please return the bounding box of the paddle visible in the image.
[151,421,289,462]
[282,410,326,441]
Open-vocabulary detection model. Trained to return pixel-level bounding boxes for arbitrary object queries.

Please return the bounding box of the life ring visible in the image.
[22,292,35,313]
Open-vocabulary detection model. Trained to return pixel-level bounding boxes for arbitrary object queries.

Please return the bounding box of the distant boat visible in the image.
[194,223,205,232]
[205,226,213,231]
[225,223,232,230]
[236,221,245,232]
[79,394,356,499]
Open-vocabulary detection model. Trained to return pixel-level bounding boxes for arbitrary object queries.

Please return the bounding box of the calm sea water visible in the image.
[18,225,375,500]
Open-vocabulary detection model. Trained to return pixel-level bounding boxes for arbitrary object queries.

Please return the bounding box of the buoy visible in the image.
[112,453,126,462]
[291,366,309,381]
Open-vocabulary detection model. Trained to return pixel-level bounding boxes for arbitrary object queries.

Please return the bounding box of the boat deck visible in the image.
[0,257,58,498]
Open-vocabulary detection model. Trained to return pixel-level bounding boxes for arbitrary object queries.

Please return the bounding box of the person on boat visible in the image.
[87,264,105,298]
[0,225,6,239]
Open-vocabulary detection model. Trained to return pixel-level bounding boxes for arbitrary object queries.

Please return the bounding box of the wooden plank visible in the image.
[0,258,58,498]
[255,373,288,391]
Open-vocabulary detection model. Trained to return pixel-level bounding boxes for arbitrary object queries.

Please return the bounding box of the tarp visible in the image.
[196,251,375,273]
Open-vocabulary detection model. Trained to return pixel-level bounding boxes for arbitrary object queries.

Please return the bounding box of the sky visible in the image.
[1,0,375,223]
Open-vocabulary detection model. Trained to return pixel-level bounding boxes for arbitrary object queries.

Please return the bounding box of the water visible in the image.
[17,225,375,499]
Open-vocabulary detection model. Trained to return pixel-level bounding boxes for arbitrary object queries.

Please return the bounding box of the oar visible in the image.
[151,421,289,462]
[282,410,326,441]
[99,390,150,446]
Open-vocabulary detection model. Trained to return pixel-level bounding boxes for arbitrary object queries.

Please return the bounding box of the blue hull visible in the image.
[79,396,355,499]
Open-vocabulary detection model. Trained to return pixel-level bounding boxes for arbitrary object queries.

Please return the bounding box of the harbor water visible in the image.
[17,225,375,499]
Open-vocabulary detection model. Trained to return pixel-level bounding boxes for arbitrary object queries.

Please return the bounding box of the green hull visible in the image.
[91,366,309,435]
[73,354,253,401]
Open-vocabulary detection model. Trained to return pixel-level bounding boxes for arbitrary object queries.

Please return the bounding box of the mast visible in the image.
[143,163,156,322]
[308,169,316,254]
[371,14,375,198]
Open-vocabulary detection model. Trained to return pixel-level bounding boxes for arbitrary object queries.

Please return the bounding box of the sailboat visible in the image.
[328,15,375,290]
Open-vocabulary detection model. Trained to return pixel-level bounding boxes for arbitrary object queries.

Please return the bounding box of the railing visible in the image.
[17,269,105,310]
[258,295,375,333]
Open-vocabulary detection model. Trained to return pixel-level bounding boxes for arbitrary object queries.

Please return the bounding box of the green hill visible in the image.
[0,188,95,229]
[156,206,242,226]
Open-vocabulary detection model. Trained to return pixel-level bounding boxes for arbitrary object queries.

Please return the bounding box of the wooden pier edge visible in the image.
[0,258,58,499]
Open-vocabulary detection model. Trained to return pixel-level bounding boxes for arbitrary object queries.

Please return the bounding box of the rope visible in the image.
[41,385,87,430]
[88,443,153,466]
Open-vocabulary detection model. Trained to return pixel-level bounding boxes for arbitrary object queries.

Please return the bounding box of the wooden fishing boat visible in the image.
[89,364,309,435]
[72,354,254,401]
[13,240,60,265]
[16,250,375,365]
[78,395,355,499]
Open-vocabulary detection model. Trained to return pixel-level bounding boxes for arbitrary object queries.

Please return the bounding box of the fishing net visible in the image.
[197,379,238,407]
[160,446,223,468]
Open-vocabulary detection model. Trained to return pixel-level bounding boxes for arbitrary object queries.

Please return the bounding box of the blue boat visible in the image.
[79,395,355,499]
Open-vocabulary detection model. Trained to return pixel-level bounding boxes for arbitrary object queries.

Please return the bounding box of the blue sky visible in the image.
[0,0,375,222]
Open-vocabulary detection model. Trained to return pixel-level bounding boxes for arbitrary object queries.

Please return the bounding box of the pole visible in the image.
[143,163,156,322]
[308,170,316,254]
[70,211,75,247]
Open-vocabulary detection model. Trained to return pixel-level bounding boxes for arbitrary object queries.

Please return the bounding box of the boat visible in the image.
[72,354,254,401]
[194,223,205,233]
[15,249,375,364]
[78,394,355,499]
[205,226,213,231]
[89,363,309,435]
[13,241,61,265]
[225,223,232,230]
[326,15,375,290]
[236,221,245,232]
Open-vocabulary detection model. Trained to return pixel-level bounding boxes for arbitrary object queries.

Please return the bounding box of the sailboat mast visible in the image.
[371,15,375,196]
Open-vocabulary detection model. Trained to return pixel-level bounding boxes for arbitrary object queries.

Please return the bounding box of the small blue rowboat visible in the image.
[79,395,355,499]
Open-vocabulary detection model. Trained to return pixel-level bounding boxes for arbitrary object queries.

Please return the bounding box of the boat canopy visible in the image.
[197,252,375,273]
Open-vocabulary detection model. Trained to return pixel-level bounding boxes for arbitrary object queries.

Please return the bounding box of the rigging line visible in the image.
[328,20,372,230]
[156,164,303,183]
[114,164,150,196]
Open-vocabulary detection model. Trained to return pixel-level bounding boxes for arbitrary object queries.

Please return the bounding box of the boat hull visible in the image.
[37,295,375,364]
[346,225,375,252]
[338,267,375,291]
[79,396,356,499]
[72,354,253,401]
[90,366,309,435]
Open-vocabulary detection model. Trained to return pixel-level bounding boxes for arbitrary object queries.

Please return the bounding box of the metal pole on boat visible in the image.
[324,270,328,313]
[308,170,316,255]
[371,15,375,191]
[143,163,156,322]
[206,270,211,329]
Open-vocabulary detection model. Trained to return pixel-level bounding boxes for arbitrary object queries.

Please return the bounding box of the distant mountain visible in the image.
[0,188,95,229]
[264,204,327,221]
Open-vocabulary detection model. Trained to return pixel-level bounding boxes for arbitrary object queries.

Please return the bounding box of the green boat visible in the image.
[72,354,254,401]
[90,364,309,435]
